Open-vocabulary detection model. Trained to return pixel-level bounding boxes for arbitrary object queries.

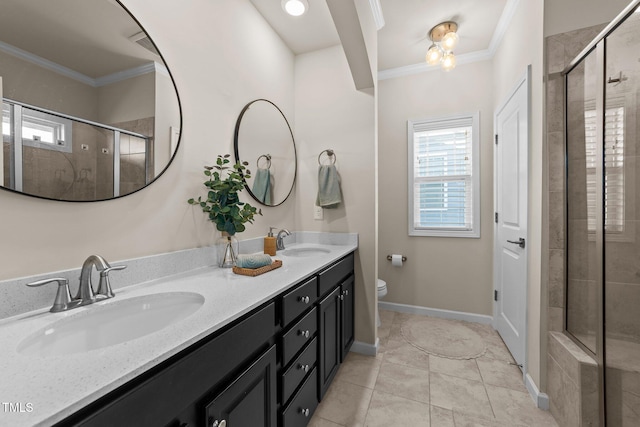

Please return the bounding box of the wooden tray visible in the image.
[233,260,283,277]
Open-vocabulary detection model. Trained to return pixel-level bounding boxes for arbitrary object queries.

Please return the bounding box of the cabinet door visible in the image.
[205,345,277,427]
[318,286,341,399]
[340,275,354,361]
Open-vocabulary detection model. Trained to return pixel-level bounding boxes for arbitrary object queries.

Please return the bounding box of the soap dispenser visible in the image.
[264,227,277,256]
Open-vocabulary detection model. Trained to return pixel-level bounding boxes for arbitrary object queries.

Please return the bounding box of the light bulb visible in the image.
[441,31,459,52]
[282,0,308,16]
[426,44,443,65]
[441,52,456,71]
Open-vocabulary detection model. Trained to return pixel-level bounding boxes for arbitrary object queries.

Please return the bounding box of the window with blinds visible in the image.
[584,104,624,233]
[408,113,480,238]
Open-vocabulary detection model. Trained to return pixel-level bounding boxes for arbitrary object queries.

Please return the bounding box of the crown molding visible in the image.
[377,0,520,80]
[378,49,493,80]
[369,0,385,30]
[0,40,95,86]
[0,40,164,87]
[95,61,167,86]
[488,0,521,55]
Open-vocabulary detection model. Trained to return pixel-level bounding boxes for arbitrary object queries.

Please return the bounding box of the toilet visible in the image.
[376,279,387,327]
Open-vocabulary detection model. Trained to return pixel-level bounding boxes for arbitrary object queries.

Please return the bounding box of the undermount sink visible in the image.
[18,292,204,356]
[282,247,331,257]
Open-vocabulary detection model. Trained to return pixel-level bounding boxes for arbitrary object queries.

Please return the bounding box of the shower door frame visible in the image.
[562,0,640,424]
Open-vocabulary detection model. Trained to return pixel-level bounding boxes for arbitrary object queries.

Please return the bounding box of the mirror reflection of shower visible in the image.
[2,98,152,200]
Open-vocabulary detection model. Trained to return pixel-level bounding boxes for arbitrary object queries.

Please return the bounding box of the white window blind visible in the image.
[584,104,624,233]
[408,113,480,238]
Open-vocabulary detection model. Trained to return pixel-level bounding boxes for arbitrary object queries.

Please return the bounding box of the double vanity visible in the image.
[0,235,357,427]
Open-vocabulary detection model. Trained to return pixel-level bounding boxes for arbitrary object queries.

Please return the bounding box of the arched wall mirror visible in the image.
[0,0,182,201]
[234,99,297,207]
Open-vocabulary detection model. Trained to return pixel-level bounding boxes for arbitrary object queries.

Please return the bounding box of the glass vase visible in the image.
[216,232,239,268]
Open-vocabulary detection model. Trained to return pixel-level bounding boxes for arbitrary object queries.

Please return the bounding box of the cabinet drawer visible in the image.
[282,307,317,367]
[281,337,317,405]
[282,276,318,326]
[282,367,318,427]
[318,253,354,297]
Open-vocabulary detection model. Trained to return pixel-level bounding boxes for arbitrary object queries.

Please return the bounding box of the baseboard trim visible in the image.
[350,338,379,356]
[525,373,550,410]
[379,301,493,325]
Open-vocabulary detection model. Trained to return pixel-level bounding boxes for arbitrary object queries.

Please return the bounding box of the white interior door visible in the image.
[494,67,529,368]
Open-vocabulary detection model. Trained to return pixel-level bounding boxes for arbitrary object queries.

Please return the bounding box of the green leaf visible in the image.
[224,221,236,235]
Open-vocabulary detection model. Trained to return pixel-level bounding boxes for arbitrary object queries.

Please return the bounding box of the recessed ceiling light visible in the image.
[282,0,309,17]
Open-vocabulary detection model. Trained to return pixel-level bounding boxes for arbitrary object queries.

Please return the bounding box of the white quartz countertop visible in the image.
[0,238,357,426]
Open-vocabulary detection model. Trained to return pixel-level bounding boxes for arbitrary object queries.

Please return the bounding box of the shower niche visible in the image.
[564,2,640,425]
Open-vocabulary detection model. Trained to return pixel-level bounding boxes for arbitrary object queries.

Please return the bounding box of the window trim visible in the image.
[407,112,480,238]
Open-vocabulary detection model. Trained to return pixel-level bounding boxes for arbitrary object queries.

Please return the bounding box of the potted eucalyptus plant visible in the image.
[188,154,262,267]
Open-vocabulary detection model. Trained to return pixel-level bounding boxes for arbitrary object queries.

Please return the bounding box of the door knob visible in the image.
[507,237,526,249]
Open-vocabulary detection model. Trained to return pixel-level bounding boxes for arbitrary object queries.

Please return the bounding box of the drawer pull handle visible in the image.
[339,295,344,301]
[211,420,226,427]
[298,363,310,372]
[343,289,349,296]
[298,329,310,338]
[300,408,310,417]
[298,295,310,304]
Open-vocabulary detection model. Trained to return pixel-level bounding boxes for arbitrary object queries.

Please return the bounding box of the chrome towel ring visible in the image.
[257,154,271,169]
[318,149,336,165]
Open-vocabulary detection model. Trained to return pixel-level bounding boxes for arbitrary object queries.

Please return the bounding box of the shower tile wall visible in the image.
[545,24,605,427]
[547,18,640,426]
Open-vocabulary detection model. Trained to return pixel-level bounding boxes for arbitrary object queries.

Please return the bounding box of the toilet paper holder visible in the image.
[386,255,407,262]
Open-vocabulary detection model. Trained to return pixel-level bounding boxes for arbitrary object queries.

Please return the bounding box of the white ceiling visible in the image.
[1,0,514,81]
[249,0,341,54]
[249,0,511,72]
[0,0,158,79]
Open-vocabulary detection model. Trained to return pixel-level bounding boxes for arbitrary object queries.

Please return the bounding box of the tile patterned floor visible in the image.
[309,310,559,427]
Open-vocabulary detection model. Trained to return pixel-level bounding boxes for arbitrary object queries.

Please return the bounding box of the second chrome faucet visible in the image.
[276,228,291,250]
[27,255,126,313]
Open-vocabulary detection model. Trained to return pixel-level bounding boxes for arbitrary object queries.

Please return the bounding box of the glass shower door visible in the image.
[566,48,600,354]
[604,11,640,426]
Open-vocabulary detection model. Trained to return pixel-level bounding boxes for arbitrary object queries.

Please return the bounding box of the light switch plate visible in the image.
[314,205,323,220]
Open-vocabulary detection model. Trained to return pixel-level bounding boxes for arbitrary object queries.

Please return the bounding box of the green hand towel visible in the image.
[316,165,342,208]
[252,168,272,205]
[235,254,273,269]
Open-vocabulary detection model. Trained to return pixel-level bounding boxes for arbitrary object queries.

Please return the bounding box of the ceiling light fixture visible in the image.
[282,0,309,16]
[426,21,459,71]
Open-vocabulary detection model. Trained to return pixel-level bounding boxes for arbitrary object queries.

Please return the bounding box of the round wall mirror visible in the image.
[0,0,182,201]
[234,99,297,207]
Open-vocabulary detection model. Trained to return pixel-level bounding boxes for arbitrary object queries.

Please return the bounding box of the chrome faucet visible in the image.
[75,255,109,305]
[276,229,291,250]
[26,255,126,312]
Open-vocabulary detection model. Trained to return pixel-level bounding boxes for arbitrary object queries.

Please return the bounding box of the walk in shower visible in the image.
[564,1,640,424]
[2,99,153,201]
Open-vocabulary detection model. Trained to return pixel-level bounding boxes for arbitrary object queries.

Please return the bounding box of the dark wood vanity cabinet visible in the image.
[317,259,355,399]
[204,345,278,427]
[340,274,355,361]
[58,252,355,427]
